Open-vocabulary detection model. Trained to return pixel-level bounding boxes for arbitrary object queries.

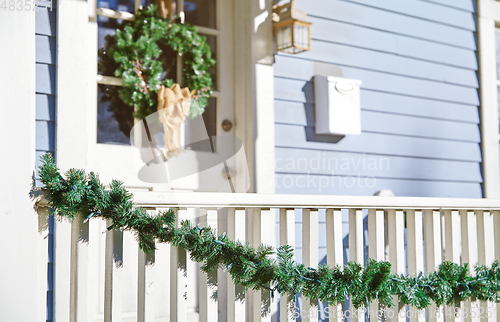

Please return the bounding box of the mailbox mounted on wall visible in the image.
[314,76,362,136]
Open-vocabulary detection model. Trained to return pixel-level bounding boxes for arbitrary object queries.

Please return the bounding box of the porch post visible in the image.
[0,8,39,321]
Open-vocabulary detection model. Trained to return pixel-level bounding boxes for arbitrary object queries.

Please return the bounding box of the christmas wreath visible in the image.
[98,4,216,137]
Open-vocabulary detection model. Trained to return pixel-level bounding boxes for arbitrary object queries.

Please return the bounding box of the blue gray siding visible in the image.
[274,3,480,315]
[274,0,481,198]
[35,3,56,322]
[35,5,56,187]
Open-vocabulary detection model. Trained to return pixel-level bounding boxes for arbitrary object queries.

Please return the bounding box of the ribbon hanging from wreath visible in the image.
[98,4,216,154]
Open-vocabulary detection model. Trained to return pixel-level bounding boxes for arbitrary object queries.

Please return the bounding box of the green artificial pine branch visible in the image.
[38,154,500,309]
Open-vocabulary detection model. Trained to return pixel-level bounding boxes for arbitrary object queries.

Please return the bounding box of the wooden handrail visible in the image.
[132,191,500,210]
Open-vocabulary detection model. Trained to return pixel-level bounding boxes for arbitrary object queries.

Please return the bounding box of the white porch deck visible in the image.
[38,192,500,321]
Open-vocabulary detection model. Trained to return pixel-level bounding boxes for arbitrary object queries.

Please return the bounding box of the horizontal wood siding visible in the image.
[309,17,477,70]
[35,5,56,188]
[36,6,56,322]
[339,0,475,30]
[294,0,476,49]
[274,0,481,198]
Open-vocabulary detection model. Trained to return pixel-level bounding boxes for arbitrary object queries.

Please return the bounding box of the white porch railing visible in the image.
[46,192,500,321]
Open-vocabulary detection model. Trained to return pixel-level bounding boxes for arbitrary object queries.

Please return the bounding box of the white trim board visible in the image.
[478,0,500,198]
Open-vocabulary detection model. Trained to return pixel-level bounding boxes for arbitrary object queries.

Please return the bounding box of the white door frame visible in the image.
[233,0,276,194]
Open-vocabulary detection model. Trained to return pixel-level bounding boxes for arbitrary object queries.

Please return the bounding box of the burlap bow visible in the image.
[158,84,192,157]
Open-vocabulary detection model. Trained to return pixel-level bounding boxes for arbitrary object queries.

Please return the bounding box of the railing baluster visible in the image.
[407,210,425,322]
[476,210,496,322]
[251,208,277,322]
[138,240,155,321]
[70,214,89,322]
[280,208,296,322]
[444,210,461,321]
[460,210,479,322]
[368,209,384,321]
[104,219,123,322]
[155,232,171,320]
[199,208,218,322]
[227,208,246,322]
[54,219,72,321]
[37,207,50,321]
[171,208,188,322]
[349,209,364,322]
[368,209,384,261]
[387,209,405,322]
[302,208,319,322]
[137,250,155,321]
[327,209,343,322]
[423,210,443,322]
[444,210,461,263]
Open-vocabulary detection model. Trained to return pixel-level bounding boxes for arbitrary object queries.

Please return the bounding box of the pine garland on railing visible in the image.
[37,154,500,310]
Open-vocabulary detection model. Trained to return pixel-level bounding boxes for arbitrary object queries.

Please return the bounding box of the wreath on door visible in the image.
[98,4,216,150]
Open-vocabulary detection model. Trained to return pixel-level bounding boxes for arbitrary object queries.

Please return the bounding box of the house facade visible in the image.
[4,0,500,321]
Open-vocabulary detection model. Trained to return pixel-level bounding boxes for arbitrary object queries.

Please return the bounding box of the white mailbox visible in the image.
[314,76,362,135]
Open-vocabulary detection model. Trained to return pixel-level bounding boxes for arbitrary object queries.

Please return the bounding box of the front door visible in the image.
[88,0,248,192]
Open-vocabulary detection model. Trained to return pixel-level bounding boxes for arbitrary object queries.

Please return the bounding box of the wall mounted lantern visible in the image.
[273,0,312,54]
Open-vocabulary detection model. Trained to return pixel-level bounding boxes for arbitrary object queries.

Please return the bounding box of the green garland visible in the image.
[98,4,216,122]
[38,154,500,309]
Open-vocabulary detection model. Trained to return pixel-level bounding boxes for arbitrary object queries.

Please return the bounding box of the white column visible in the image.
[477,16,500,199]
[0,6,37,321]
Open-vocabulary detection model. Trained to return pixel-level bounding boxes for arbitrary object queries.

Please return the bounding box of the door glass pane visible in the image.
[98,0,135,13]
[185,0,216,29]
[98,19,119,76]
[97,84,133,145]
[202,35,217,91]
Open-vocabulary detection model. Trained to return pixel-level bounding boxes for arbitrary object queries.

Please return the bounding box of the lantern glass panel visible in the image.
[293,22,310,49]
[277,24,293,51]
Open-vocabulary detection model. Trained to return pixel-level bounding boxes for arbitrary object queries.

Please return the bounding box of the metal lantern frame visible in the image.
[273,0,312,54]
